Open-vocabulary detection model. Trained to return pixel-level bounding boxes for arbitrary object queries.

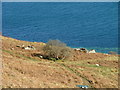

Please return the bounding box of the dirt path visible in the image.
[60,63,95,88]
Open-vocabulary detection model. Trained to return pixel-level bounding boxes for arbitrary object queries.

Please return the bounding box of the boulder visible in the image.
[79,48,89,53]
[96,64,100,66]
[21,45,25,48]
[10,48,14,50]
[16,45,21,47]
[74,48,89,53]
[89,49,96,53]
[74,48,80,51]
[24,47,31,50]
[24,46,36,50]
[16,45,25,48]
[39,55,43,59]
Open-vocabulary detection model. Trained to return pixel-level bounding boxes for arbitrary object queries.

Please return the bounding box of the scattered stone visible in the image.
[96,64,100,66]
[104,53,109,55]
[22,47,25,49]
[74,48,89,53]
[39,55,43,59]
[74,48,80,51]
[10,48,14,50]
[16,45,21,47]
[76,85,89,88]
[21,45,25,48]
[89,49,96,53]
[88,80,93,84]
[87,62,90,64]
[24,46,36,50]
[24,47,31,50]
[16,45,24,48]
[80,48,89,53]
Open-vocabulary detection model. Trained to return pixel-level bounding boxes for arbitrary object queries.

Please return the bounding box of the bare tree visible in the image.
[43,40,72,60]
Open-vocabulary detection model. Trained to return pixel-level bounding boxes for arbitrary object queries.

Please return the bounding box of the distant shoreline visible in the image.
[71,47,119,54]
[1,35,119,54]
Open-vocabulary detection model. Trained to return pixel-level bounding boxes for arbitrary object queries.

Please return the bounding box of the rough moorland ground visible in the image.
[1,36,119,88]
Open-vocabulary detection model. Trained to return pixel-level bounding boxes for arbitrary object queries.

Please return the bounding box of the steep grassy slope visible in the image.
[1,36,119,88]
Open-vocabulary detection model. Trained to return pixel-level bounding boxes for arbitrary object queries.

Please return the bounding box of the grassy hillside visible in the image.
[1,36,119,88]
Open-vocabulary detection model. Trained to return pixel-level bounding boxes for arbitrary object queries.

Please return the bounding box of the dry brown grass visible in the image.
[1,36,119,88]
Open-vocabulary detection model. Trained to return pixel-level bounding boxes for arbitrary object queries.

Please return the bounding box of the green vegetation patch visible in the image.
[3,49,40,62]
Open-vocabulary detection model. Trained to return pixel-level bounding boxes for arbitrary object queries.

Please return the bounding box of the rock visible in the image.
[24,46,36,50]
[89,49,96,53]
[88,80,93,84]
[74,48,89,53]
[80,48,89,53]
[24,47,32,50]
[104,53,109,55]
[10,48,14,50]
[76,85,89,88]
[16,45,21,47]
[16,45,25,48]
[21,45,25,48]
[39,55,43,59]
[96,64,100,66]
[22,47,25,49]
[74,48,80,51]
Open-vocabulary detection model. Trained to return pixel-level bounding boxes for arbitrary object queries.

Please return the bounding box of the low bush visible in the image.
[43,40,72,60]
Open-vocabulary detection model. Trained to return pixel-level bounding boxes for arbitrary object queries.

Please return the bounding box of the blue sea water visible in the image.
[2,2,118,53]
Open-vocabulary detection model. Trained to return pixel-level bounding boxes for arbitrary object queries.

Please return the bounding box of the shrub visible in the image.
[43,40,72,60]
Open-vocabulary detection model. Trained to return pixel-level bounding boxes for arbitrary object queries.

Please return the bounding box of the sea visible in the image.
[2,2,119,54]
